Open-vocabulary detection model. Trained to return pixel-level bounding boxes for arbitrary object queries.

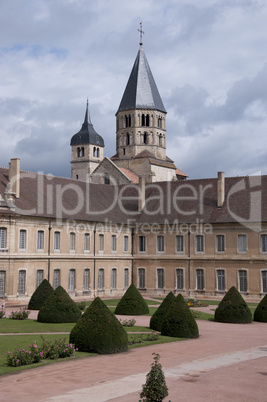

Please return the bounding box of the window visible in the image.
[36,270,43,288]
[176,269,184,290]
[0,227,7,249]
[0,271,6,296]
[69,269,75,292]
[99,234,104,252]
[157,269,164,289]
[196,269,204,290]
[104,173,110,185]
[98,268,104,289]
[238,235,247,253]
[196,235,204,253]
[126,132,130,145]
[261,271,267,293]
[139,236,146,252]
[18,270,26,295]
[138,268,145,289]
[124,268,129,288]
[216,235,225,252]
[261,234,267,252]
[37,230,44,250]
[176,235,184,253]
[53,269,60,289]
[124,236,129,252]
[84,233,90,252]
[54,232,60,251]
[111,235,117,252]
[157,236,164,253]
[19,230,26,250]
[83,269,90,291]
[216,269,225,291]
[69,232,76,251]
[239,270,247,293]
[111,268,117,289]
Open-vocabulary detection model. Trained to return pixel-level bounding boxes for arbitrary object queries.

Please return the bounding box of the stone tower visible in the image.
[111,42,178,182]
[70,101,104,181]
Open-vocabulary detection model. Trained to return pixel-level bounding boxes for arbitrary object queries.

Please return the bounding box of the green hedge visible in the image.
[28,279,54,310]
[254,293,267,322]
[115,284,149,315]
[161,294,199,338]
[37,286,82,323]
[70,297,128,354]
[150,292,175,332]
[214,286,252,324]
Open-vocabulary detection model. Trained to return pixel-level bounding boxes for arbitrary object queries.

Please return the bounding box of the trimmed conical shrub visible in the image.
[28,279,54,310]
[70,297,128,354]
[254,293,267,322]
[37,286,82,323]
[150,292,175,332]
[115,284,149,315]
[161,294,199,338]
[214,286,252,323]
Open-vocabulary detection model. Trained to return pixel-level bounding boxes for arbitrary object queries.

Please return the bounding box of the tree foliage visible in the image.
[37,286,82,323]
[254,293,267,322]
[28,279,54,310]
[140,353,168,402]
[70,297,128,354]
[161,294,199,338]
[150,292,175,332]
[115,284,149,315]
[214,286,252,323]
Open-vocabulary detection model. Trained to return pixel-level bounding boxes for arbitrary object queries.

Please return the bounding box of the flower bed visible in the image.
[6,336,77,367]
[185,298,208,307]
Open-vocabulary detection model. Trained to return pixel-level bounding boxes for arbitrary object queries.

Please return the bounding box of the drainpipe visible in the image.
[48,221,52,283]
[93,223,96,298]
[131,226,134,285]
[188,228,191,296]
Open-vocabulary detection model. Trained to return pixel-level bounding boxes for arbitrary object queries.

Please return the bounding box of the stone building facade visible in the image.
[0,162,266,302]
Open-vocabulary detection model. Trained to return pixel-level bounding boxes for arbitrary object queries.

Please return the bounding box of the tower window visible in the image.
[158,117,162,128]
[143,132,147,144]
[125,115,131,128]
[126,133,130,145]
[77,147,84,157]
[141,114,150,127]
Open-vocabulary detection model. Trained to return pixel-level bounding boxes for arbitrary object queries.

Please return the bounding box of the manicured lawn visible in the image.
[84,298,160,308]
[0,319,75,334]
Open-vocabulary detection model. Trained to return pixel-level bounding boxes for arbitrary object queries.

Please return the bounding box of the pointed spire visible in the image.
[84,98,92,125]
[117,47,166,113]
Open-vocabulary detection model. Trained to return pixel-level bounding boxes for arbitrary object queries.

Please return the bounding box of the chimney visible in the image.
[138,177,145,212]
[217,171,225,208]
[9,158,20,198]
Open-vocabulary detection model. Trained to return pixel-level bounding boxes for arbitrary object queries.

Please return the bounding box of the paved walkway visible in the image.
[0,316,267,401]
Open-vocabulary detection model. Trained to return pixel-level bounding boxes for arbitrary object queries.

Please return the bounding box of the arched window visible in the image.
[81,147,84,157]
[158,117,162,128]
[141,114,145,126]
[146,114,149,127]
[96,148,99,157]
[159,134,163,146]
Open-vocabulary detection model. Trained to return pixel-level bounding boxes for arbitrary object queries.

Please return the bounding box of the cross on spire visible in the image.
[138,22,144,47]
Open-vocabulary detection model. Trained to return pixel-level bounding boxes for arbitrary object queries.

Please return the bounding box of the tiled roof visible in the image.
[0,167,266,226]
[119,168,139,184]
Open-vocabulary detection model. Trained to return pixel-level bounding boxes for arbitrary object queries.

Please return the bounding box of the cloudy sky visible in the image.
[1,0,267,179]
